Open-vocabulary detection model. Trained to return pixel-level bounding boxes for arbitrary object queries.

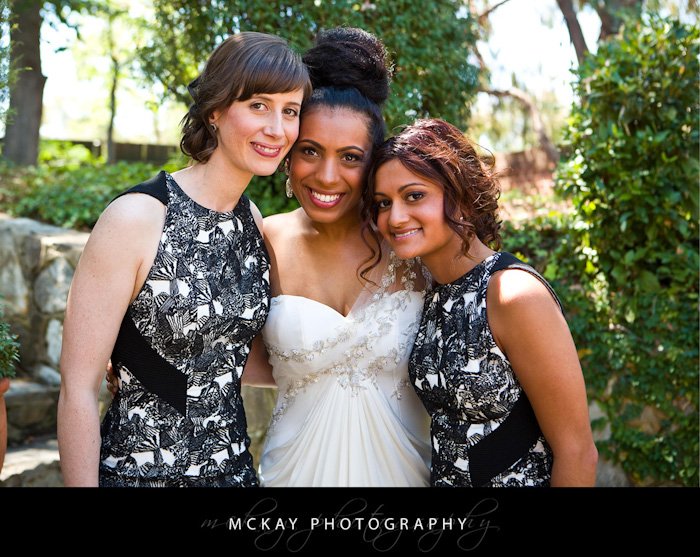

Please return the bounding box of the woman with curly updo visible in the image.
[243,27,432,487]
[367,118,598,487]
[58,32,311,487]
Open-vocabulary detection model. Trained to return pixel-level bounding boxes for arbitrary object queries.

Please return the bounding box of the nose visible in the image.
[388,201,409,228]
[317,158,339,187]
[264,111,284,139]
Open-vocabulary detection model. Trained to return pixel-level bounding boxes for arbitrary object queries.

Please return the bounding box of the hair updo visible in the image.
[301,27,392,149]
[180,32,312,163]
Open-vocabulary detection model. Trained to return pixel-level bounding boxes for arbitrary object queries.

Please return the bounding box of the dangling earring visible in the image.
[285,178,294,199]
[211,123,217,133]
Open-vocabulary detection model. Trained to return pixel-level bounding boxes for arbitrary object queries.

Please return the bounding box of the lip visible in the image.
[251,142,285,158]
[391,228,421,241]
[306,187,345,208]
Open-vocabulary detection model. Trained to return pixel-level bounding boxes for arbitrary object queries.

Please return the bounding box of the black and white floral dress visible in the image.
[409,252,556,487]
[99,171,269,487]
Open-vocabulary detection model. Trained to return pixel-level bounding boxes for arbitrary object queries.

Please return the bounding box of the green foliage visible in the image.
[0,141,290,226]
[137,0,480,215]
[140,0,479,131]
[0,308,19,379]
[555,15,699,485]
[0,140,180,229]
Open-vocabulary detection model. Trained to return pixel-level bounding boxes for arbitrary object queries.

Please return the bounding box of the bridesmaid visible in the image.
[366,118,598,486]
[58,32,311,487]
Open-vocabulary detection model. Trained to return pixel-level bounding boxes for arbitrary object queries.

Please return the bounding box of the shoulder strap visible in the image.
[490,252,563,314]
[112,170,169,206]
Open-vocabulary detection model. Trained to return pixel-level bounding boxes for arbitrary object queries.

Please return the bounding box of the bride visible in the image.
[243,28,430,487]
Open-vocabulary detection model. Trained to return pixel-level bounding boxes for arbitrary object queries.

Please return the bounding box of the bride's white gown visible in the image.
[259,254,431,486]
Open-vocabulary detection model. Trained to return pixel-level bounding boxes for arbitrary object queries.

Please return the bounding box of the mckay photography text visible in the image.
[201,496,501,552]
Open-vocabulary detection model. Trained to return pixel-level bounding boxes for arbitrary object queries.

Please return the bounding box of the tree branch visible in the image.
[481,86,560,164]
[556,0,589,65]
[478,0,514,26]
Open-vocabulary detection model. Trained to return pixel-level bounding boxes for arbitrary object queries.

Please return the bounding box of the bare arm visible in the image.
[488,270,598,487]
[57,194,164,486]
[241,335,275,387]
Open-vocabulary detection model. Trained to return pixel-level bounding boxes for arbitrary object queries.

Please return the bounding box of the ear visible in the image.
[283,158,291,176]
[209,110,221,126]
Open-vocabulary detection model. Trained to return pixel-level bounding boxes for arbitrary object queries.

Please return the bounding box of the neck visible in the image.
[422,238,495,285]
[303,210,363,243]
[173,152,254,212]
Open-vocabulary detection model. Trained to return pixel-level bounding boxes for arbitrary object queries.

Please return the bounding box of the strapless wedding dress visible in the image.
[259,255,431,487]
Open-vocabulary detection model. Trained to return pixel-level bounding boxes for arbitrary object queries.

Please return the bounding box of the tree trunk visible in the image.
[107,55,118,164]
[2,0,45,166]
[482,87,560,165]
[595,0,644,41]
[556,0,589,66]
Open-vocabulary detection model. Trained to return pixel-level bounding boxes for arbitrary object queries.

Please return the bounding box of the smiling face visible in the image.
[288,107,372,225]
[210,89,305,181]
[373,159,464,268]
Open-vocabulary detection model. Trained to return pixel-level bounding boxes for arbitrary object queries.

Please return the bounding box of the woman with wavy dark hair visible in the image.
[58,32,311,487]
[367,118,598,487]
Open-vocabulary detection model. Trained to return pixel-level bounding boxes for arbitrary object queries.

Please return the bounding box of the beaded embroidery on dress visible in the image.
[259,247,431,486]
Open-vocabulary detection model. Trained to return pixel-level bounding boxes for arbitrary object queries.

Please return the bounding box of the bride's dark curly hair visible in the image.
[363,118,502,270]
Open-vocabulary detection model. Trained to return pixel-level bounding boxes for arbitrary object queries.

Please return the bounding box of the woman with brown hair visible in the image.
[58,32,311,487]
[367,118,598,487]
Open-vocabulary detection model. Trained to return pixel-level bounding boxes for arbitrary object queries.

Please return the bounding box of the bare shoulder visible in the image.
[248,200,264,235]
[488,267,557,310]
[87,193,165,257]
[263,209,303,244]
[96,192,165,233]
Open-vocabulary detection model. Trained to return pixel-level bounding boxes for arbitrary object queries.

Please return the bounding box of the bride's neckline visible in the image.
[271,291,420,320]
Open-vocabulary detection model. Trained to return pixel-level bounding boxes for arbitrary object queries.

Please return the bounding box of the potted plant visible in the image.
[0,310,20,473]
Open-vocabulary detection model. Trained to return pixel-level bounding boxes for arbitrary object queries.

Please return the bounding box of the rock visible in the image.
[0,436,63,487]
[241,386,275,466]
[596,457,632,487]
[45,319,63,367]
[3,379,60,445]
[0,248,29,315]
[34,365,62,387]
[34,258,74,314]
[589,400,612,442]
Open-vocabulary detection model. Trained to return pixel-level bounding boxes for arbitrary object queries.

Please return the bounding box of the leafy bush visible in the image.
[554,15,699,486]
[0,308,19,379]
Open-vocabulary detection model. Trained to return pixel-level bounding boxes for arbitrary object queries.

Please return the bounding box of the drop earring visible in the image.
[211,123,217,133]
[285,178,294,199]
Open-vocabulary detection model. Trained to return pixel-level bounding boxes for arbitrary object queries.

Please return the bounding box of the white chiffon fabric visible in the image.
[259,252,431,487]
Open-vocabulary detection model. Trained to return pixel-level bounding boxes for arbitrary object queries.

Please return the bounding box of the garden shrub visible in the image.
[554,15,699,486]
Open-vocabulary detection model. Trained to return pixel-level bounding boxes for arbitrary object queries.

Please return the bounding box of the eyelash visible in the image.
[250,103,299,118]
[298,149,363,162]
[342,153,363,163]
[374,192,424,210]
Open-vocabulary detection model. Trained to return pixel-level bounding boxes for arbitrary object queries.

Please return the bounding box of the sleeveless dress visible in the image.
[409,252,556,487]
[99,171,269,487]
[259,252,431,487]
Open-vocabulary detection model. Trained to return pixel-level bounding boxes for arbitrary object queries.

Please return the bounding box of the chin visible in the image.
[387,243,421,261]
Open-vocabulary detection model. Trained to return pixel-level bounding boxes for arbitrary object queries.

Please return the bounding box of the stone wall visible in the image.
[0,213,88,384]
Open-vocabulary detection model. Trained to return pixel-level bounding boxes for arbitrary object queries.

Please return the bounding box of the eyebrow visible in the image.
[253,94,302,107]
[374,183,426,197]
[297,139,366,153]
